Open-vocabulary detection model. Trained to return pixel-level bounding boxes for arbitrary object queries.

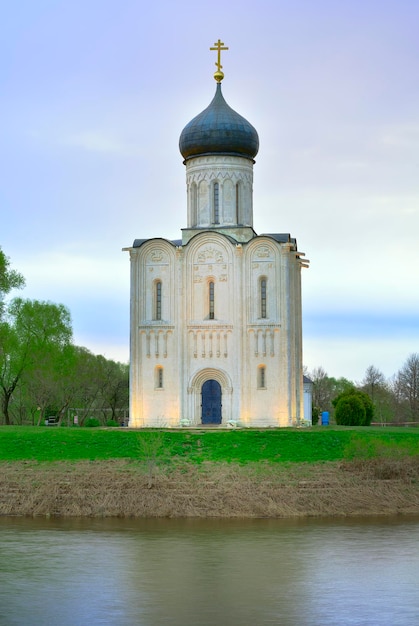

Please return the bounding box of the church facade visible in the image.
[125,42,309,428]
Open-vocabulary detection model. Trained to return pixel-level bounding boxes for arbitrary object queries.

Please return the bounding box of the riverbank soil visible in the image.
[1,458,419,518]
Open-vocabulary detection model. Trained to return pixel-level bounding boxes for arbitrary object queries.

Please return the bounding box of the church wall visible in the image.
[240,238,306,427]
[128,232,305,428]
[185,156,254,228]
[240,238,289,426]
[182,232,240,424]
[129,240,181,427]
[278,245,305,424]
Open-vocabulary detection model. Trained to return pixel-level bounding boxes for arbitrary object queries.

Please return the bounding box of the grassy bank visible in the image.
[1,426,419,463]
[1,427,419,518]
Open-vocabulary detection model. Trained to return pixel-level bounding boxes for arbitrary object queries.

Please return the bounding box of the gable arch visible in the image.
[133,239,177,323]
[189,367,233,393]
[184,233,235,322]
[244,238,281,322]
[187,367,233,425]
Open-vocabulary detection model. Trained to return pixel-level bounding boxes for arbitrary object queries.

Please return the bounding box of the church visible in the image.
[125,41,309,428]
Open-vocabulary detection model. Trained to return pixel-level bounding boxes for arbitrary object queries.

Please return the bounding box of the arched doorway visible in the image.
[201,380,222,424]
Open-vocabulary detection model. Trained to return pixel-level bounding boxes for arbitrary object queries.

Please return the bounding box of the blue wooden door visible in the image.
[201,380,222,424]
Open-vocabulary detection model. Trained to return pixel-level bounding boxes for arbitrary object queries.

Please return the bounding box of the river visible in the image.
[0,516,418,626]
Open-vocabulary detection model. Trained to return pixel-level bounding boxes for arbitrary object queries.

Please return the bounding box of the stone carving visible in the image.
[256,247,271,258]
[150,250,165,263]
[197,246,224,264]
[186,168,253,185]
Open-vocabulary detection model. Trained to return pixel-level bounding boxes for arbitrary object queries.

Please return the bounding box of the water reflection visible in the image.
[0,516,418,626]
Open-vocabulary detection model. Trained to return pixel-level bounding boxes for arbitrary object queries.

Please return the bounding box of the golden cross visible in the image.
[210,39,229,81]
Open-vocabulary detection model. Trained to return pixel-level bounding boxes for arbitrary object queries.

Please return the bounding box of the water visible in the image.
[1,516,419,626]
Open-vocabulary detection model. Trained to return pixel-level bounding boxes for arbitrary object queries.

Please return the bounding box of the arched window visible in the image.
[154,280,162,321]
[235,182,240,224]
[155,366,163,389]
[213,182,220,224]
[191,183,198,225]
[209,281,215,319]
[258,365,266,389]
[260,277,267,319]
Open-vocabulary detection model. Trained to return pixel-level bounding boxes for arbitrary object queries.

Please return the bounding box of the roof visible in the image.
[179,83,259,162]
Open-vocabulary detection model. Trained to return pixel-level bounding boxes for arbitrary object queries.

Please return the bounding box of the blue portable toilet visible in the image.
[321,411,329,426]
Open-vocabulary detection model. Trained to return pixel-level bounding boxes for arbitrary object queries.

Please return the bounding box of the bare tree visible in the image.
[361,365,386,403]
[361,365,396,424]
[396,353,419,421]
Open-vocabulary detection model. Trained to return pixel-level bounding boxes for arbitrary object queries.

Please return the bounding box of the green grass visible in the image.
[1,426,419,464]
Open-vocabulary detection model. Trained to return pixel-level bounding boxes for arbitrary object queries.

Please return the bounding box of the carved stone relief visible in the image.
[197,246,224,264]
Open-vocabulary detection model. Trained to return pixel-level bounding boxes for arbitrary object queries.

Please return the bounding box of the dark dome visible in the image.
[179,83,259,162]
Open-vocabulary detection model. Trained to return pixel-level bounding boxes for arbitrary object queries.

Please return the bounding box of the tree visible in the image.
[310,366,334,423]
[396,353,419,421]
[0,250,129,426]
[361,365,386,403]
[0,249,25,318]
[360,365,395,424]
[332,388,374,426]
[309,366,354,423]
[335,394,366,426]
[0,298,72,424]
[94,356,129,422]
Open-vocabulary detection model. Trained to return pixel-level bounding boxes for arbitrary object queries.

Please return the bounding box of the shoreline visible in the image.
[1,458,419,518]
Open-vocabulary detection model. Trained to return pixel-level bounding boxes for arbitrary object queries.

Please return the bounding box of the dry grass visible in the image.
[1,458,419,518]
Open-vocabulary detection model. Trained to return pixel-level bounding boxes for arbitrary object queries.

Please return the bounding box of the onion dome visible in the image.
[179,83,259,162]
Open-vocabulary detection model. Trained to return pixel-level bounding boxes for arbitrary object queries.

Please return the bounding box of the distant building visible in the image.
[303,376,313,424]
[125,41,309,427]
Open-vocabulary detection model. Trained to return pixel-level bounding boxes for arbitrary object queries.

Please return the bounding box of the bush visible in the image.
[335,396,366,425]
[106,419,119,427]
[333,389,374,426]
[84,417,101,428]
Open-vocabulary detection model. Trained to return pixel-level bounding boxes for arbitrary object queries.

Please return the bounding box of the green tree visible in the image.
[332,388,374,426]
[0,298,72,424]
[94,356,129,423]
[50,348,128,426]
[309,366,354,423]
[0,249,25,319]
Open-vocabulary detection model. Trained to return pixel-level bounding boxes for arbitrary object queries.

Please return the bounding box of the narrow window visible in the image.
[155,280,162,321]
[156,366,163,389]
[191,183,197,225]
[260,278,267,319]
[213,182,219,224]
[235,182,240,224]
[209,281,215,319]
[258,366,266,389]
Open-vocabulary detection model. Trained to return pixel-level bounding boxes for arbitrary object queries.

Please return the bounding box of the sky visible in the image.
[1,0,418,383]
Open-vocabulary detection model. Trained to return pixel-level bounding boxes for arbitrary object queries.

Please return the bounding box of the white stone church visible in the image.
[125,42,309,428]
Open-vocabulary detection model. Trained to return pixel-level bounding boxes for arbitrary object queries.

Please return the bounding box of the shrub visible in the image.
[335,395,365,425]
[333,388,374,426]
[84,417,101,428]
[106,419,119,427]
